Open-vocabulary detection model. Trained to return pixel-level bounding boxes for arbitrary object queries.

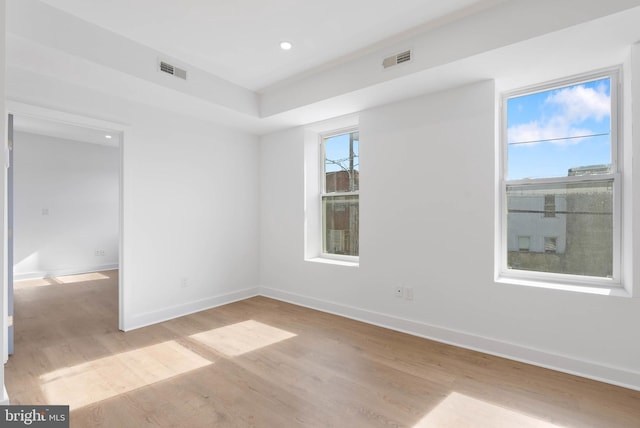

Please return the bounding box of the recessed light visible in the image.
[105,135,112,139]
[280,41,293,51]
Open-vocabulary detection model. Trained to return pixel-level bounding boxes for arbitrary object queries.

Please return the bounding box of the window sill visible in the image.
[495,275,631,298]
[305,257,359,268]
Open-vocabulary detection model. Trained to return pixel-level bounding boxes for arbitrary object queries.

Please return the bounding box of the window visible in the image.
[543,194,556,217]
[500,69,621,286]
[544,237,558,254]
[322,130,359,258]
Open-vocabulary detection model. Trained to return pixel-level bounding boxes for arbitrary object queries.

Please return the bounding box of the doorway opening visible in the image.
[6,106,125,358]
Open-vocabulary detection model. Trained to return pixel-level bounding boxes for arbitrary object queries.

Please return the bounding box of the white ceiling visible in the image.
[13,115,120,147]
[38,0,500,91]
[7,1,640,136]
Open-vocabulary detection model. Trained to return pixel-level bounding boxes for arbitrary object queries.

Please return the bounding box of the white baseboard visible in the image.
[123,287,260,331]
[13,264,119,281]
[260,286,640,392]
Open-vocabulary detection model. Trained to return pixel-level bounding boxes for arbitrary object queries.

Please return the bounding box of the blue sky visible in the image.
[507,77,611,180]
[325,132,359,173]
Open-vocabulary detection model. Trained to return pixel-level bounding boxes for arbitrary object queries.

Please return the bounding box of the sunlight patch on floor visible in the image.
[39,340,211,409]
[54,272,111,284]
[414,392,564,428]
[15,272,111,289]
[190,320,297,357]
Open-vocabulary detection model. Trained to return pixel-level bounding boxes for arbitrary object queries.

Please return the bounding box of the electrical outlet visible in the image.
[95,250,105,256]
[405,287,414,300]
[394,286,403,297]
[180,277,189,288]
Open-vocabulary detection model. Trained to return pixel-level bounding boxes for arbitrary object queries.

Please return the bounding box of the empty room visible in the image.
[1,0,640,427]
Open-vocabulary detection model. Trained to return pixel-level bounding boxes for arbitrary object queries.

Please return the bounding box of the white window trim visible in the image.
[496,67,628,295]
[303,115,360,267]
[319,127,360,262]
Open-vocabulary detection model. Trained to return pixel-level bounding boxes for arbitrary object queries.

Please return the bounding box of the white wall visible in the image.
[123,106,260,329]
[12,132,119,280]
[7,70,260,331]
[259,79,640,390]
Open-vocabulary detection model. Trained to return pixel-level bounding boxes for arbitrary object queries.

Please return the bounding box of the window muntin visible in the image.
[501,70,620,285]
[322,130,359,257]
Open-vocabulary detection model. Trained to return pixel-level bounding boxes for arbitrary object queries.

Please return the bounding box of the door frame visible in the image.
[5,101,128,348]
[7,114,13,356]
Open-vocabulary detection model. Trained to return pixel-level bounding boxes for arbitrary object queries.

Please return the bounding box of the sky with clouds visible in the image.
[507,78,611,180]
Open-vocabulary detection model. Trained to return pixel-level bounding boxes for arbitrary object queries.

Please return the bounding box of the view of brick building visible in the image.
[323,170,359,255]
[325,169,359,193]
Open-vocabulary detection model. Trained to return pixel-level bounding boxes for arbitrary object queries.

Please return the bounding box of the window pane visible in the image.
[544,237,558,253]
[543,194,556,217]
[506,180,613,278]
[507,78,611,180]
[323,195,359,256]
[324,131,359,192]
[518,236,530,252]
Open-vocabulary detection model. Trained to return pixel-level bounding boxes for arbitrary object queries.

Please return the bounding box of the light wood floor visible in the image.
[6,270,640,427]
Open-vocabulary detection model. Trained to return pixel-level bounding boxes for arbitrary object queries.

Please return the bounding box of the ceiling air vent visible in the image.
[159,60,187,80]
[382,50,412,69]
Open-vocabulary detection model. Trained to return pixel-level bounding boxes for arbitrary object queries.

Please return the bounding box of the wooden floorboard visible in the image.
[5,270,640,427]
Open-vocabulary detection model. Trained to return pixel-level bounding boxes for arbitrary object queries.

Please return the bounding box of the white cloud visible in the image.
[545,83,610,122]
[508,119,593,145]
[508,82,610,145]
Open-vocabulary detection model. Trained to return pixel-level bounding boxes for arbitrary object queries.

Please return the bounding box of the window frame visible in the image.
[497,67,623,290]
[319,127,360,262]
